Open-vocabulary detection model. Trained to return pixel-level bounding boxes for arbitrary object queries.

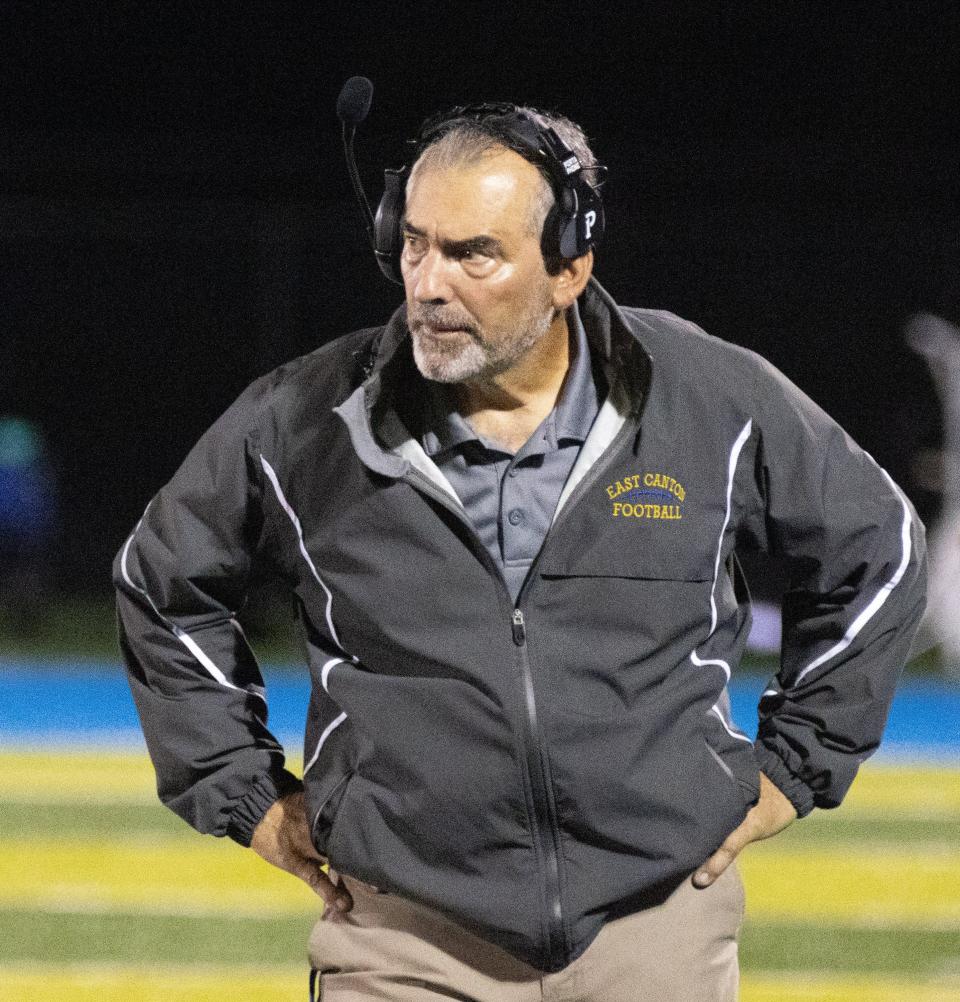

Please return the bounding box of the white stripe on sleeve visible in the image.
[260,454,350,655]
[119,510,267,707]
[792,466,913,687]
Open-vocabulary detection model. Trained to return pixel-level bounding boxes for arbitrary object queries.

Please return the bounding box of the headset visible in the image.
[336,78,605,285]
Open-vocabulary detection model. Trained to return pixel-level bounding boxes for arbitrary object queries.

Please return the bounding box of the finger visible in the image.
[304,864,354,913]
[692,841,739,888]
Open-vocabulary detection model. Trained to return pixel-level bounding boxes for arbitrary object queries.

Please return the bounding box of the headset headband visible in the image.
[413,103,603,201]
[372,102,606,284]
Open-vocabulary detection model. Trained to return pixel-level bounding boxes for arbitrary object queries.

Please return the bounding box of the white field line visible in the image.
[4,785,960,829]
[748,912,960,933]
[2,966,958,1002]
[0,791,157,805]
[0,731,149,749]
[743,970,960,983]
[875,743,960,764]
[6,896,318,920]
[0,731,304,751]
[761,839,960,855]
[12,829,948,857]
[3,899,957,933]
[741,971,960,1002]
[0,961,305,977]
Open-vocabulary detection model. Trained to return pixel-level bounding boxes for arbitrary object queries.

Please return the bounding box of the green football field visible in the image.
[1,747,958,1001]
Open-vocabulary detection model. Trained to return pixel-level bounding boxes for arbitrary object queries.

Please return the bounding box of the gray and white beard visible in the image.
[409,302,556,384]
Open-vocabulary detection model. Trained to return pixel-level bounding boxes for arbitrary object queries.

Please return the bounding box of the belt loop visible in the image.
[309,967,319,1002]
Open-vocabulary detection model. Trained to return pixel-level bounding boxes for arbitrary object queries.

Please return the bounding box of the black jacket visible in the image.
[114,278,926,971]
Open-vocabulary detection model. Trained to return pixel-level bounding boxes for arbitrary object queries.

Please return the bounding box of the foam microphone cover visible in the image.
[337,77,374,125]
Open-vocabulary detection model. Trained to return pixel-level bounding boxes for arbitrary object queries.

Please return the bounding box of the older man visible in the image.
[115,103,925,1001]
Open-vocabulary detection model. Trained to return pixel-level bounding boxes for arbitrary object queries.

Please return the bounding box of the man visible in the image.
[114,104,926,1001]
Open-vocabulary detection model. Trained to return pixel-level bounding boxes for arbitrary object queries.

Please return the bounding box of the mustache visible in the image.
[408,305,477,334]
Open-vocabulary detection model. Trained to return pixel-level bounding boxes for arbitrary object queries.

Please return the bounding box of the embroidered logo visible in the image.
[605,473,685,520]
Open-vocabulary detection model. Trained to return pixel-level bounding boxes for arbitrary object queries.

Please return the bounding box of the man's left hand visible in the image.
[692,771,797,888]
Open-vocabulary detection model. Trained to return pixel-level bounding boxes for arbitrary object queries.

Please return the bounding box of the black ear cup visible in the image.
[374,168,407,284]
[575,189,604,256]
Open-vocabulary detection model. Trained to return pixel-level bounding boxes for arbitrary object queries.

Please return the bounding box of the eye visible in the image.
[402,233,426,256]
[458,246,495,268]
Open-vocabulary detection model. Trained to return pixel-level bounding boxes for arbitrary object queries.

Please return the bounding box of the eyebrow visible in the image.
[403,221,504,258]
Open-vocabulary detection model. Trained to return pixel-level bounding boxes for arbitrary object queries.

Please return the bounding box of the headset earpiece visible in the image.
[374,167,407,284]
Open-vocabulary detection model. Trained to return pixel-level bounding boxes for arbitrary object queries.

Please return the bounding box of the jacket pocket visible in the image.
[539,549,711,584]
[700,720,761,816]
[534,563,718,721]
[310,771,354,857]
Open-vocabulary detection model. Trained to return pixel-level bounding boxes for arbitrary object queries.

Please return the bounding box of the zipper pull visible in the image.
[512,609,526,646]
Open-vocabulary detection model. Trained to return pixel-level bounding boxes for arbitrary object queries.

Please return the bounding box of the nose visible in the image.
[411,249,454,304]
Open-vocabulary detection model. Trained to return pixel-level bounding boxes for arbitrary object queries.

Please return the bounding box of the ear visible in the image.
[551,250,594,310]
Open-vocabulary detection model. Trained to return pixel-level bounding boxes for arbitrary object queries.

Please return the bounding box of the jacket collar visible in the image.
[334,277,652,478]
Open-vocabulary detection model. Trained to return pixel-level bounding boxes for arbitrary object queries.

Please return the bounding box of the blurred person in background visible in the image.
[906,311,960,678]
[0,416,59,632]
[114,99,927,1000]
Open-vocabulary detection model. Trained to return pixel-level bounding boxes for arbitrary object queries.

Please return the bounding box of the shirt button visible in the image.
[508,467,518,477]
[508,508,524,525]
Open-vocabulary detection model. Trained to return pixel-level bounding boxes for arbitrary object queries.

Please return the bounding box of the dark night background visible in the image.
[3,2,958,596]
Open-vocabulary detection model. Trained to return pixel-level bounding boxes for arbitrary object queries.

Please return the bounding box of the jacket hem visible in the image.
[753,743,816,818]
[226,769,304,846]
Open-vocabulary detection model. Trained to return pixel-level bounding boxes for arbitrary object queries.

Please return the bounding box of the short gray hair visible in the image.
[408,106,600,261]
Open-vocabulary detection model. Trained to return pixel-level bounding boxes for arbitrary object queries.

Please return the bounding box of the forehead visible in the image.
[405,149,543,238]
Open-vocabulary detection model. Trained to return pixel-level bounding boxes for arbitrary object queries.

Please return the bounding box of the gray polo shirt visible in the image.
[421,304,602,602]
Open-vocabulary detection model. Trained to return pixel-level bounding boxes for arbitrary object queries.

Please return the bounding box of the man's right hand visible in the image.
[249,789,353,913]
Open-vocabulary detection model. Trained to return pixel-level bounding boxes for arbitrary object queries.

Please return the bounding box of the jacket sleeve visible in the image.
[741,359,927,817]
[112,379,302,846]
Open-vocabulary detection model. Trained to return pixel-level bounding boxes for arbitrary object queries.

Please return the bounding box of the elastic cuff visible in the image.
[225,769,303,846]
[753,743,816,818]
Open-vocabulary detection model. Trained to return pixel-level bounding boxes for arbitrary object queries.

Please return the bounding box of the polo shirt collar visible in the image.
[420,301,596,459]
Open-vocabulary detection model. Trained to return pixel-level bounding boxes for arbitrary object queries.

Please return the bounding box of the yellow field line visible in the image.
[741,972,960,1002]
[2,748,958,814]
[846,764,960,814]
[0,964,958,1002]
[0,748,305,803]
[0,962,305,1002]
[0,748,159,802]
[0,838,321,918]
[738,844,960,925]
[2,836,958,929]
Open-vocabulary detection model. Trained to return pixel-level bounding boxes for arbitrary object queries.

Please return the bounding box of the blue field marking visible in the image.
[1,659,958,757]
[728,675,960,760]
[0,659,312,748]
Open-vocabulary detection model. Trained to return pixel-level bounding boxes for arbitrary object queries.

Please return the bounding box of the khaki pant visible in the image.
[308,865,744,1001]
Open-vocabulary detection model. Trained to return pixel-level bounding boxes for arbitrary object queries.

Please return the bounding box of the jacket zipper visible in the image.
[502,399,644,967]
[503,415,643,968]
[404,469,568,967]
[511,608,567,969]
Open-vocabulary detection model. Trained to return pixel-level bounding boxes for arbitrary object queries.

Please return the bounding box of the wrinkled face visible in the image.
[401,149,560,383]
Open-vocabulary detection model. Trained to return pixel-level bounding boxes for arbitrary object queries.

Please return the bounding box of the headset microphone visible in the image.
[336,76,378,253]
[335,76,406,284]
[336,75,373,126]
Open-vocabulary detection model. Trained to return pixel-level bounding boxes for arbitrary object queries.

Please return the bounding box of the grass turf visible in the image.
[2,748,958,998]
[3,908,957,976]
